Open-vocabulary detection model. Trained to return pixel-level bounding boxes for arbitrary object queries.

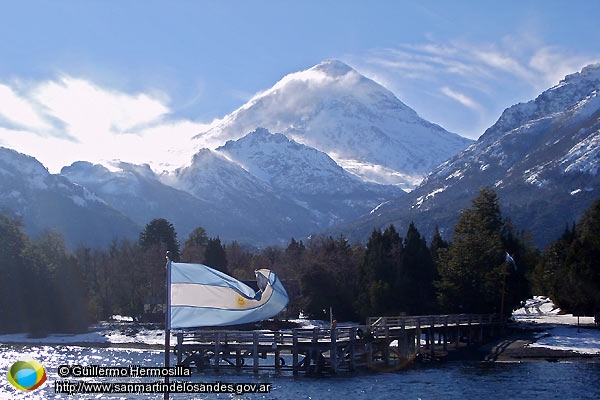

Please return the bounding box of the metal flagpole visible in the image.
[164,251,172,400]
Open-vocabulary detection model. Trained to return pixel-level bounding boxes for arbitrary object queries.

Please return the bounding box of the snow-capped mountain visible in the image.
[61,161,230,241]
[216,127,404,225]
[339,64,600,247]
[165,146,328,244]
[0,147,140,248]
[6,61,597,251]
[194,60,472,190]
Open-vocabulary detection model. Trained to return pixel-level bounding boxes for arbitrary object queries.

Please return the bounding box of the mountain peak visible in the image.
[566,62,600,84]
[309,59,354,77]
[483,63,600,141]
[195,60,472,190]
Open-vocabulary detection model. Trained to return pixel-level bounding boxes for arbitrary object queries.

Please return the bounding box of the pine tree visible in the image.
[356,226,402,319]
[138,218,180,317]
[436,188,523,315]
[181,226,209,263]
[396,222,437,314]
[0,214,29,332]
[139,218,180,260]
[204,236,228,274]
[561,198,600,315]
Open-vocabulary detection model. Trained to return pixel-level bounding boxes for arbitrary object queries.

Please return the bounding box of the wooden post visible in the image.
[455,316,460,350]
[253,331,259,373]
[176,332,183,365]
[292,330,299,375]
[384,324,390,367]
[214,332,220,371]
[478,315,484,343]
[349,327,356,371]
[468,315,472,347]
[311,327,319,372]
[274,332,281,371]
[443,316,448,352]
[236,348,242,370]
[398,319,407,360]
[430,316,435,358]
[416,318,421,354]
[330,328,337,373]
[366,341,373,370]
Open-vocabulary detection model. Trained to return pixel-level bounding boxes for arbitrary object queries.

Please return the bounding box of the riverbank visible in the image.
[477,325,600,362]
[477,296,600,362]
[2,297,598,364]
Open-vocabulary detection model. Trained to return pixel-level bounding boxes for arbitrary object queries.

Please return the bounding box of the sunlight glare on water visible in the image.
[1,344,599,399]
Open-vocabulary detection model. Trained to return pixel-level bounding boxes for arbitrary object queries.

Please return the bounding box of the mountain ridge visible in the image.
[334,63,600,247]
[194,59,473,190]
[2,61,598,250]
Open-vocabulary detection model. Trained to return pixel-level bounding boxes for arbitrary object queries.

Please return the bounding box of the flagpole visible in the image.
[164,251,172,400]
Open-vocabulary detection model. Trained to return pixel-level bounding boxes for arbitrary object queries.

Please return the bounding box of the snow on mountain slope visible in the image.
[216,127,382,194]
[419,63,600,198]
[61,160,292,246]
[215,127,405,225]
[194,60,472,190]
[165,148,321,243]
[0,147,140,249]
[334,64,600,248]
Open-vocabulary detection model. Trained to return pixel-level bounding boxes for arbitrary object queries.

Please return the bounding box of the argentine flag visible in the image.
[168,262,289,329]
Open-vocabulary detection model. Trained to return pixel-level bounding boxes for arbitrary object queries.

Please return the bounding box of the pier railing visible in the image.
[368,313,501,331]
[173,313,502,374]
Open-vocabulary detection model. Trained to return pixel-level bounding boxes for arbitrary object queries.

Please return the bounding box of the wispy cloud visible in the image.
[33,77,170,137]
[0,84,52,131]
[440,86,482,112]
[347,36,599,138]
[0,76,211,173]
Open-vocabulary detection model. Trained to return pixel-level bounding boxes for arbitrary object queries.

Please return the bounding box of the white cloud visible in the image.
[0,76,212,173]
[33,77,170,137]
[529,47,597,88]
[0,84,51,131]
[440,86,482,112]
[347,36,600,139]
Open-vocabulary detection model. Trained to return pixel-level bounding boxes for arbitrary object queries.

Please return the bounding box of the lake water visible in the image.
[1,344,599,399]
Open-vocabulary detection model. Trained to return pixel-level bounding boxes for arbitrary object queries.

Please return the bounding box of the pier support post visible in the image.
[176,333,183,365]
[384,325,390,366]
[468,315,472,347]
[311,328,319,372]
[455,316,460,350]
[275,332,281,371]
[416,318,421,354]
[253,332,259,373]
[330,328,337,373]
[349,327,356,371]
[292,330,299,375]
[236,348,242,370]
[443,316,448,352]
[214,332,220,371]
[430,316,435,358]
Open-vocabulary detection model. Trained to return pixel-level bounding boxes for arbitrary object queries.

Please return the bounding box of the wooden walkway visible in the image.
[173,314,502,374]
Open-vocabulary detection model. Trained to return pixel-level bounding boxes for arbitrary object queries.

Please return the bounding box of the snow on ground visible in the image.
[0,321,173,348]
[512,296,600,355]
[1,298,598,356]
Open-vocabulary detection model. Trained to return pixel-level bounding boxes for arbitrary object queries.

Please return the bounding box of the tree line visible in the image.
[1,188,598,335]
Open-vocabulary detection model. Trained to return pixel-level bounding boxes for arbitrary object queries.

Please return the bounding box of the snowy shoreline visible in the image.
[2,297,598,359]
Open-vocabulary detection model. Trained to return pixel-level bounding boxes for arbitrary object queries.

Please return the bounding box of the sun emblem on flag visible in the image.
[236,295,247,307]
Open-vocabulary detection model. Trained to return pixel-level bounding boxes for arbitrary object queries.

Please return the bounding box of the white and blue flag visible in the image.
[505,252,517,271]
[168,262,289,329]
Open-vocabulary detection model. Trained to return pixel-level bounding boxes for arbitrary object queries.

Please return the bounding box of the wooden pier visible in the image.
[173,314,502,374]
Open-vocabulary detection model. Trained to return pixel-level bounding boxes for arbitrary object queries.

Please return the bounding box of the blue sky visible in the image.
[0,0,599,172]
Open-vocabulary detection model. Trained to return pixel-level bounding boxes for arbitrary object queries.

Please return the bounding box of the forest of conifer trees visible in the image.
[1,188,599,335]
